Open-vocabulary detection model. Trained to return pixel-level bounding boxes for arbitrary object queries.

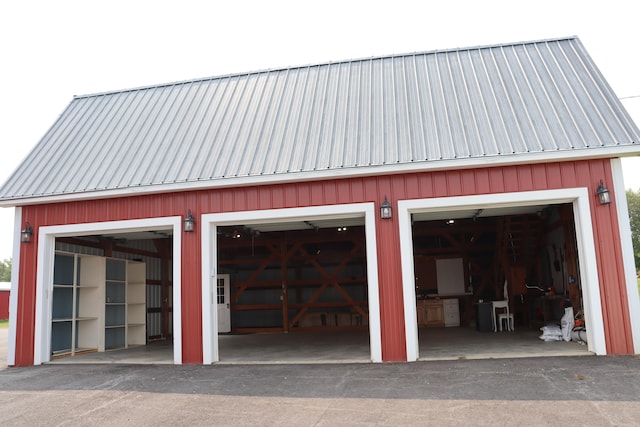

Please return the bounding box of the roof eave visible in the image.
[1,146,639,208]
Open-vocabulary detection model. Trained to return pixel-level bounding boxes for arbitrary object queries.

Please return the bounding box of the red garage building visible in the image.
[1,37,639,366]
[0,282,9,320]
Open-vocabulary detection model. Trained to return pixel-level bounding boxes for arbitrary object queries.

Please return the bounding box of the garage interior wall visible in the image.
[10,158,635,366]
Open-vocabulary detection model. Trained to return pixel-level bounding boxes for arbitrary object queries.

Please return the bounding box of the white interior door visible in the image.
[216,274,231,333]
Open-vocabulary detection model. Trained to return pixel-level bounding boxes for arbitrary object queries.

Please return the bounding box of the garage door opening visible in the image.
[413,204,593,359]
[34,217,182,365]
[201,203,382,364]
[216,221,370,363]
[48,232,174,364]
[399,189,606,361]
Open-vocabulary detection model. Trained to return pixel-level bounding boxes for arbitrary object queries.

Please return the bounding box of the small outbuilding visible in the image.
[0,282,9,320]
[1,36,639,366]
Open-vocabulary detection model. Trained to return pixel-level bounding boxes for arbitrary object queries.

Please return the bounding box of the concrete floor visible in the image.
[44,326,591,365]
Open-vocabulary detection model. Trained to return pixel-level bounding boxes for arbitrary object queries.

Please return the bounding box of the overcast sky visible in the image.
[1,0,640,261]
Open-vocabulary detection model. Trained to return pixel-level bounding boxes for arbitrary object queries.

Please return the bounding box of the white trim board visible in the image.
[398,188,607,361]
[33,217,183,365]
[201,203,382,364]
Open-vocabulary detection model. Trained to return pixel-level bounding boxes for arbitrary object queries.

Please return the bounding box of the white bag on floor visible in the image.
[539,325,563,341]
[561,307,574,342]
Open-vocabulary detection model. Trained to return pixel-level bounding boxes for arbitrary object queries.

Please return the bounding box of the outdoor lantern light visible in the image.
[184,209,195,232]
[596,180,611,205]
[380,196,392,219]
[21,222,33,243]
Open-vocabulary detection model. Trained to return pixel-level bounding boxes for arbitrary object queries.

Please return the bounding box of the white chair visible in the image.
[492,280,514,332]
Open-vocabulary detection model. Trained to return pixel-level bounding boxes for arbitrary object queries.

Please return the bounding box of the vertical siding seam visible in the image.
[191,79,228,178]
[449,51,472,158]
[466,49,499,155]
[527,44,572,149]
[313,65,333,171]
[340,61,354,168]
[60,96,121,191]
[218,73,262,177]
[494,46,527,153]
[274,68,303,173]
[410,54,427,160]
[202,76,244,177]
[288,66,314,172]
[222,73,265,177]
[301,65,323,171]
[507,45,547,152]
[564,41,619,145]
[256,69,293,175]
[457,50,484,157]
[400,56,415,162]
[478,49,512,154]
[544,41,593,148]
[327,63,344,169]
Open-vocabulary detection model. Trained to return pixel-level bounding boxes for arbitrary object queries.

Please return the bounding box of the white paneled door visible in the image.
[216,274,231,333]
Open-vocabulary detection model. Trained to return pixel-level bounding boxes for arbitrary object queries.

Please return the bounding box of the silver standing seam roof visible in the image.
[1,36,639,205]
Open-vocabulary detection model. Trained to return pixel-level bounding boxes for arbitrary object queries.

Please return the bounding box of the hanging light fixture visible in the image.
[21,221,33,243]
[380,196,392,219]
[184,209,195,232]
[596,180,611,205]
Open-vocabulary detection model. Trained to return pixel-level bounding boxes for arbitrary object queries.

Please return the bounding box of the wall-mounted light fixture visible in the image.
[21,221,33,243]
[184,209,195,232]
[596,180,611,205]
[380,196,392,219]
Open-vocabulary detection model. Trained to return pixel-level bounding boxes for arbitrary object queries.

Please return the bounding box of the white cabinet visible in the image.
[51,252,146,358]
[443,298,460,327]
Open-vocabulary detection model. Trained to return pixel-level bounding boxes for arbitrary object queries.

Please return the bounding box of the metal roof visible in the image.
[2,36,639,204]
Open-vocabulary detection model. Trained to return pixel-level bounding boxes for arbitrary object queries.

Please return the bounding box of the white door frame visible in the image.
[398,188,607,361]
[201,202,381,364]
[33,217,183,365]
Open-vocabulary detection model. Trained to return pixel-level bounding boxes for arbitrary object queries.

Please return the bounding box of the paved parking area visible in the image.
[0,327,7,370]
[2,328,640,425]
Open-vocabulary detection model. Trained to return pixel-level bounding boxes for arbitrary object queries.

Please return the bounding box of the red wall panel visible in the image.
[0,291,9,320]
[13,159,633,365]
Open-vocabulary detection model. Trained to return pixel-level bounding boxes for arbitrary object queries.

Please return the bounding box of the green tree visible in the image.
[627,189,640,271]
[0,258,10,282]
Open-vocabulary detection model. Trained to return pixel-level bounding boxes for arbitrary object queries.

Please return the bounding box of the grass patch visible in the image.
[0,319,8,329]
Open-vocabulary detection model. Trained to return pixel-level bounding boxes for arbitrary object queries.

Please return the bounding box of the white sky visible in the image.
[1,0,640,261]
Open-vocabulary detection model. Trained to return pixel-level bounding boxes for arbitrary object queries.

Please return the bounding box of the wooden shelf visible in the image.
[51,252,147,357]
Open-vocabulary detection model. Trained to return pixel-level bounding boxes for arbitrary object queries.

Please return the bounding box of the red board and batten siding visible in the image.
[13,159,632,366]
[0,291,9,319]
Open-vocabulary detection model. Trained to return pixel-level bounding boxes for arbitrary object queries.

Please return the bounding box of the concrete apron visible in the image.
[27,327,592,366]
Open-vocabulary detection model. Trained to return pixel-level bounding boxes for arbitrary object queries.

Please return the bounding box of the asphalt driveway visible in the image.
[2,328,640,425]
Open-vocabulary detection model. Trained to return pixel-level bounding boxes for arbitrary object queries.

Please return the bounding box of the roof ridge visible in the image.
[73,36,579,100]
